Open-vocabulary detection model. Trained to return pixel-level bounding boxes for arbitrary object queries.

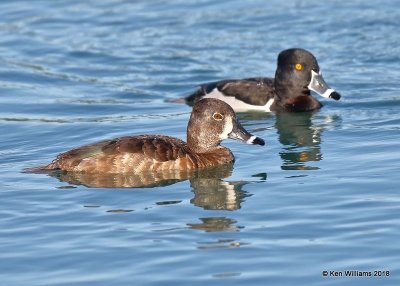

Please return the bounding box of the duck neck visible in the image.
[186,133,221,154]
[275,80,310,101]
[274,69,310,102]
[186,118,223,153]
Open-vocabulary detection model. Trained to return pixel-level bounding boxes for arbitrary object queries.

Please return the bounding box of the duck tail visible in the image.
[23,161,59,173]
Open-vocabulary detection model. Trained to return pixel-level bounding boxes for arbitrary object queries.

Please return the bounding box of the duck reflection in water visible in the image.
[188,217,242,233]
[189,164,257,211]
[49,162,263,212]
[275,112,322,170]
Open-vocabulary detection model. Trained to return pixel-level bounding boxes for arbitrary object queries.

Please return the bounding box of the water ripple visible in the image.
[1,1,400,285]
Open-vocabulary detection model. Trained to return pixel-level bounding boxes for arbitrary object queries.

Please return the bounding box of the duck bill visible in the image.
[228,120,265,146]
[308,70,341,101]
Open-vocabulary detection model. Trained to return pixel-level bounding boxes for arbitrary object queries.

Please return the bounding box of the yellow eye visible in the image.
[295,63,303,71]
[212,112,224,121]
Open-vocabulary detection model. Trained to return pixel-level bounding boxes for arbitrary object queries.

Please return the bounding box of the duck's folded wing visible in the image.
[217,78,275,106]
[186,78,275,106]
[101,135,189,161]
[41,135,190,172]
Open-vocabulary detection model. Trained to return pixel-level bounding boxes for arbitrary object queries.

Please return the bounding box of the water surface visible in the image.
[0,1,399,285]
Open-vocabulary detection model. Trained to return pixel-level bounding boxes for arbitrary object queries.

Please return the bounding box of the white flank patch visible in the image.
[203,88,274,112]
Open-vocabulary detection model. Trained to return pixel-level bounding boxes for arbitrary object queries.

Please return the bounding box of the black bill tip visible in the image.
[247,136,265,146]
[329,91,341,101]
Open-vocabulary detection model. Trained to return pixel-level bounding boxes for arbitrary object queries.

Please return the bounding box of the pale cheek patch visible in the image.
[220,119,233,140]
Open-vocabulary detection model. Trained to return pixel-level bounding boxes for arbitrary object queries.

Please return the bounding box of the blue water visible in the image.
[1,0,399,285]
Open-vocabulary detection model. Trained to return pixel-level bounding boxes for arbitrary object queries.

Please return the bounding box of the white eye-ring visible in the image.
[212,112,224,121]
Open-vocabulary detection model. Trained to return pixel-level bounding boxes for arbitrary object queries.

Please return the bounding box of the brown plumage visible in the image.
[32,99,265,174]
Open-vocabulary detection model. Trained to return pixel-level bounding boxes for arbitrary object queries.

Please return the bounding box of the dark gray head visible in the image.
[187,98,265,153]
[275,48,341,101]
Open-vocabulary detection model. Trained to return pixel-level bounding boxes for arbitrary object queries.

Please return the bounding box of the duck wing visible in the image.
[186,77,275,106]
[40,135,190,173]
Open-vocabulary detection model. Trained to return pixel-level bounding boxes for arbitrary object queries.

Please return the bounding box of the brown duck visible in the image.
[32,98,265,174]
